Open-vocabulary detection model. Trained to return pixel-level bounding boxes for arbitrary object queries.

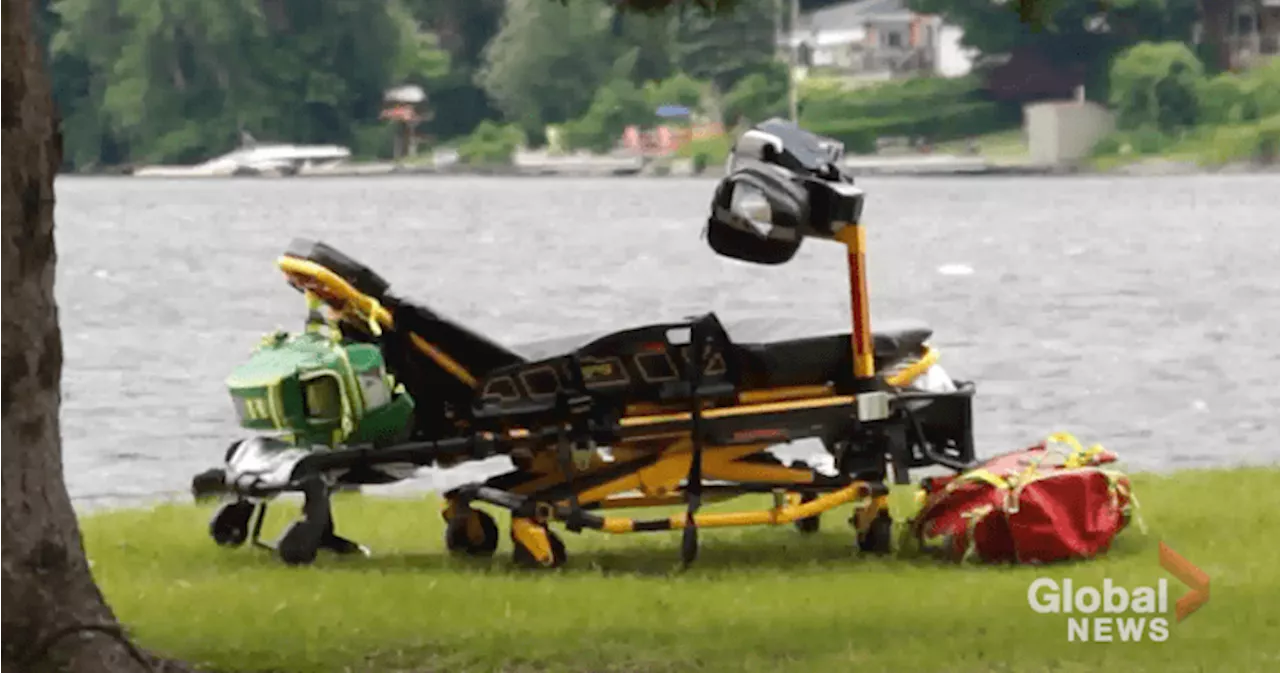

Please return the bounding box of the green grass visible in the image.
[1087,131,1218,172]
[933,129,1030,162]
[1087,114,1280,171]
[676,133,734,170]
[84,467,1280,673]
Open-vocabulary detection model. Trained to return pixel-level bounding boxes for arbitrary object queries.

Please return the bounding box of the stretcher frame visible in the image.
[196,207,977,568]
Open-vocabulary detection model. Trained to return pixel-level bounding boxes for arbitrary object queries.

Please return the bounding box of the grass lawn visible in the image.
[1086,116,1280,172]
[932,129,1029,162]
[84,467,1280,673]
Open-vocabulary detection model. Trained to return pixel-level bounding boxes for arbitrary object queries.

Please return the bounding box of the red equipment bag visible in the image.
[912,433,1141,564]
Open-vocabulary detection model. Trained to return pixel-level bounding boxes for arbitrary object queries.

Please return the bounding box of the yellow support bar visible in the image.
[619,394,855,428]
[834,224,875,381]
[276,256,478,389]
[596,481,875,534]
[883,346,939,388]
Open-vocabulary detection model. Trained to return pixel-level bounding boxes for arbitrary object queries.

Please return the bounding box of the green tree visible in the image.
[478,0,623,138]
[721,61,788,126]
[908,0,1201,96]
[1109,41,1205,132]
[457,119,527,165]
[401,0,506,140]
[672,0,779,94]
[562,79,653,152]
[46,0,449,168]
[644,71,707,111]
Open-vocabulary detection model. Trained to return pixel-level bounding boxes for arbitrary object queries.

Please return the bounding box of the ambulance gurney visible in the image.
[191,118,1000,568]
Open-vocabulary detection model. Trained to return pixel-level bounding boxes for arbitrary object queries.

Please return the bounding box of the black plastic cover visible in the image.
[704,119,865,265]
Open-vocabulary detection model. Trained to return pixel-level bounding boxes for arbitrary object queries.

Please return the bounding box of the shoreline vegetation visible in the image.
[67,142,1280,180]
[70,46,1280,181]
[44,1,1280,184]
[83,465,1280,673]
[58,29,1280,182]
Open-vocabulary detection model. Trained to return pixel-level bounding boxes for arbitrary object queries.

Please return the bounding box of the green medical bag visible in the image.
[225,330,415,448]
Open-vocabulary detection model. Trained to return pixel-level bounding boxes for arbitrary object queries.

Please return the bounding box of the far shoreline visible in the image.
[55,157,1280,181]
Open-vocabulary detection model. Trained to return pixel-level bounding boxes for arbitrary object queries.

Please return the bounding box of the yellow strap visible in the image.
[279,256,478,389]
[951,468,1010,491]
[1046,431,1107,469]
[884,347,939,388]
[1105,470,1148,535]
[960,504,995,563]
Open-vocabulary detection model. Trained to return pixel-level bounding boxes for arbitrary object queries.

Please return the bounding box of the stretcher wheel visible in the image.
[445,509,499,557]
[857,512,894,555]
[512,527,566,569]
[277,520,323,566]
[209,501,255,547]
[793,493,821,534]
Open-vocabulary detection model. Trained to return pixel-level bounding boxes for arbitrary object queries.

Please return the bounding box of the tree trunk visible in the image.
[1199,0,1236,71]
[1,1,188,671]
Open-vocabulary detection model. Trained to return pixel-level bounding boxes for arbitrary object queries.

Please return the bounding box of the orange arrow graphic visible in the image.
[1159,541,1209,622]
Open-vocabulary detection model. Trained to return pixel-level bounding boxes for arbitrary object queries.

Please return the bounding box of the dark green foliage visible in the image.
[561,72,709,153]
[671,0,778,93]
[46,0,452,168]
[561,78,654,153]
[1108,41,1204,133]
[721,61,789,126]
[797,76,1019,154]
[400,0,506,140]
[456,120,526,165]
[483,0,781,151]
[908,0,1201,101]
[1093,52,1280,166]
[807,100,1021,154]
[40,0,1227,170]
[799,76,985,125]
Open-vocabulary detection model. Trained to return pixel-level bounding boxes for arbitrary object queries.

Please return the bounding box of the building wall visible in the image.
[794,8,974,78]
[1025,101,1116,166]
[803,28,866,67]
[864,21,912,49]
[935,25,974,78]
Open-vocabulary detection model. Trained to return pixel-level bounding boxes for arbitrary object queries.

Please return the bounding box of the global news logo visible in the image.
[1026,542,1209,642]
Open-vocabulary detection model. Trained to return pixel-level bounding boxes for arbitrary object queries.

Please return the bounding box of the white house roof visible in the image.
[864,11,918,24]
[384,84,425,104]
[803,0,907,31]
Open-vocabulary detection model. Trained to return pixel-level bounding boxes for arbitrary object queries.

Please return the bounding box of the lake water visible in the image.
[53,174,1280,509]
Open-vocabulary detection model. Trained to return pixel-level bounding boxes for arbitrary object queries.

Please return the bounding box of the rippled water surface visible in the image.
[53,174,1280,506]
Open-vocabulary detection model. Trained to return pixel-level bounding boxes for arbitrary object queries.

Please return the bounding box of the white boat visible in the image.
[132,134,352,178]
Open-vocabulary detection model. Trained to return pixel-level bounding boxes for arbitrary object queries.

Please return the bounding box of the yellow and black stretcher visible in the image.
[193,119,979,568]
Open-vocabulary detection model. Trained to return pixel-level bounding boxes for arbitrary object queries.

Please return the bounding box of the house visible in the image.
[1223,0,1280,70]
[783,0,974,80]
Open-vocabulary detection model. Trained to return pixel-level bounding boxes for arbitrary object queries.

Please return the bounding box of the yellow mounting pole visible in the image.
[834,223,875,385]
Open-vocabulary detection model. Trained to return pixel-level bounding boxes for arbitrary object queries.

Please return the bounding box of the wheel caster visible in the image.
[319,535,370,556]
[319,518,371,557]
[192,468,228,501]
[511,522,566,569]
[793,492,821,534]
[209,501,255,547]
[445,508,499,557]
[857,512,894,555]
[277,520,324,566]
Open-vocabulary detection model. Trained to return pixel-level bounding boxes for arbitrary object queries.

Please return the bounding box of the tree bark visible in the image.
[1,1,188,671]
[1199,0,1236,71]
